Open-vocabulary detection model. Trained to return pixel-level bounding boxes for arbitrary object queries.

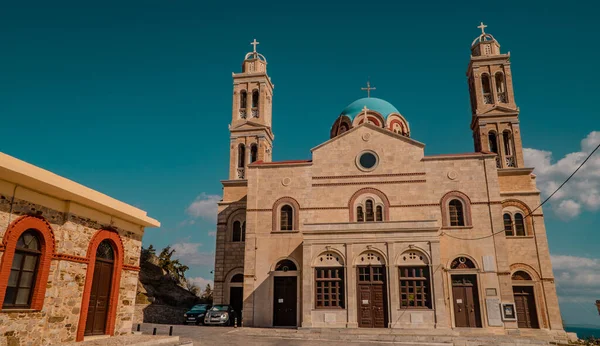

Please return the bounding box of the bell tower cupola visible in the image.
[467,23,524,169]
[229,39,275,180]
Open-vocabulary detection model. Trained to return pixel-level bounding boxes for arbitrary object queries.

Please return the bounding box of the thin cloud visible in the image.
[551,255,600,305]
[171,241,215,267]
[185,193,221,223]
[524,131,600,220]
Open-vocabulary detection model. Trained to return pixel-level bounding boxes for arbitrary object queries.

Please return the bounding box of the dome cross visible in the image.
[361,81,376,98]
[478,22,487,35]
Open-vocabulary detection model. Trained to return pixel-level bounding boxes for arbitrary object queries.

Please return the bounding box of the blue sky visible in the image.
[1,0,598,326]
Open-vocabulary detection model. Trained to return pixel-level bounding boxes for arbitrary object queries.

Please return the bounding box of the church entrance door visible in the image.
[513,286,539,328]
[357,265,387,328]
[273,277,297,326]
[452,275,482,328]
[229,287,243,323]
[84,259,113,335]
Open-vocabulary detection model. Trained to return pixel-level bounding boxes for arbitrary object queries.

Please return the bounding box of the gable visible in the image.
[311,124,426,177]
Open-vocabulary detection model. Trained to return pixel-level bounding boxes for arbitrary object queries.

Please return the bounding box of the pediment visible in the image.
[230,120,268,131]
[478,105,519,115]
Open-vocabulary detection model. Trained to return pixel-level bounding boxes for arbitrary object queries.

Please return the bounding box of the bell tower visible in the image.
[467,23,524,169]
[229,39,275,180]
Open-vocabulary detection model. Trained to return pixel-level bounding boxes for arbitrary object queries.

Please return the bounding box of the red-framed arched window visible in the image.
[0,215,55,311]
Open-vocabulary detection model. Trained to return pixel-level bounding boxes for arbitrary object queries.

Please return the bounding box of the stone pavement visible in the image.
[134,323,569,346]
[63,334,180,346]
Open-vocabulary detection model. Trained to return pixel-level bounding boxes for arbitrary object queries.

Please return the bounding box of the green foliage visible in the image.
[201,283,213,303]
[157,246,189,283]
[185,279,200,296]
[140,244,156,263]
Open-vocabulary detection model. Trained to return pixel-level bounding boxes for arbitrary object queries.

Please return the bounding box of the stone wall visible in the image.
[0,185,145,345]
[132,304,188,325]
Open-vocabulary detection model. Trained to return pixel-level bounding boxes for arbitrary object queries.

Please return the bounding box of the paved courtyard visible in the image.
[135,323,450,345]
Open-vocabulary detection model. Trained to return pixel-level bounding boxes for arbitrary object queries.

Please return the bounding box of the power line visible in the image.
[442,141,600,241]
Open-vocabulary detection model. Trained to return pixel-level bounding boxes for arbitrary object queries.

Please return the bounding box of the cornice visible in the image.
[52,253,89,264]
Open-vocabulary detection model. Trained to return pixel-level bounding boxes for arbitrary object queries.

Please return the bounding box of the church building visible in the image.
[213,25,565,338]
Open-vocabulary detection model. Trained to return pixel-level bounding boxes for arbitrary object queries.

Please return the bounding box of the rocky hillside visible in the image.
[136,256,200,308]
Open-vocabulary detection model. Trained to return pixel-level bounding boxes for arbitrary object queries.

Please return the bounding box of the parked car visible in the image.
[183,304,211,325]
[203,304,238,326]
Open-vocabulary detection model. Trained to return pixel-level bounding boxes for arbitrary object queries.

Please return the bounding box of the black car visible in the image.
[203,304,238,326]
[183,304,211,325]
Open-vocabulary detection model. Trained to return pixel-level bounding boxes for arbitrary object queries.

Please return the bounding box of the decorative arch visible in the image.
[353,110,385,127]
[228,209,246,242]
[270,257,300,272]
[440,191,473,227]
[349,188,390,222]
[272,197,300,231]
[76,229,125,341]
[448,255,479,270]
[313,249,345,267]
[509,263,540,281]
[0,215,55,310]
[225,267,245,284]
[396,248,430,266]
[387,113,411,137]
[330,115,353,138]
[354,248,387,266]
[502,199,533,236]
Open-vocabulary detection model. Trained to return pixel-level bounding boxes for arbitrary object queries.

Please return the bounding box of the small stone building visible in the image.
[213,25,567,339]
[0,152,159,345]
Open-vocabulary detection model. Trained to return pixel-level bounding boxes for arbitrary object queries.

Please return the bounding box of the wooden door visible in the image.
[513,286,539,328]
[230,287,243,322]
[452,275,481,328]
[357,266,387,328]
[273,277,297,326]
[85,260,113,335]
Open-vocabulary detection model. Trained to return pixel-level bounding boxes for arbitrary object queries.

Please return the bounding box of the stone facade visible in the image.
[213,27,567,342]
[132,304,188,325]
[0,153,159,345]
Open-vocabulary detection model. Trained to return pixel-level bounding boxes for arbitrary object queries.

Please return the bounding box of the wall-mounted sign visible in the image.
[456,299,463,304]
[362,300,369,305]
[278,299,284,303]
[501,303,517,321]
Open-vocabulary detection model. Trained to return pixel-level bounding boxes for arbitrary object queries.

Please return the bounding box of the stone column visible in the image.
[346,245,357,328]
[301,243,313,327]
[430,241,449,328]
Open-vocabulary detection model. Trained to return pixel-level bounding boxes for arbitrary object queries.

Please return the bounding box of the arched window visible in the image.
[514,213,526,236]
[512,271,532,281]
[251,90,259,108]
[280,205,293,231]
[376,206,383,222]
[237,144,245,168]
[503,131,512,156]
[481,74,492,104]
[3,230,41,308]
[275,259,297,272]
[240,90,247,109]
[450,256,476,269]
[448,199,465,227]
[96,240,114,261]
[356,206,364,222]
[232,221,242,242]
[488,131,498,154]
[495,72,507,103]
[504,213,514,236]
[231,274,244,283]
[365,200,374,222]
[250,144,258,163]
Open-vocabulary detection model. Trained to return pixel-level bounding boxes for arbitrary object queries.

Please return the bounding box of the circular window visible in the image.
[356,151,379,171]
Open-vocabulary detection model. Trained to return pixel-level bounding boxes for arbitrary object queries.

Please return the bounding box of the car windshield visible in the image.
[211,305,229,311]
[191,305,209,311]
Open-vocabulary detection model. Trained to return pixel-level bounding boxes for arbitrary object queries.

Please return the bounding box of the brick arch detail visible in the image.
[272,197,300,231]
[348,188,390,221]
[76,229,124,341]
[509,263,541,281]
[509,262,548,328]
[502,199,533,236]
[0,215,56,310]
[440,191,473,227]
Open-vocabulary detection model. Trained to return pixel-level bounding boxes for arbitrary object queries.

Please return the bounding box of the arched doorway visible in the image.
[85,240,115,336]
[449,256,482,328]
[356,251,387,328]
[229,274,244,323]
[272,259,298,327]
[512,271,539,329]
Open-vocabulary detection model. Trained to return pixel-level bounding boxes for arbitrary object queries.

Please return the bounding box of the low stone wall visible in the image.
[133,304,188,325]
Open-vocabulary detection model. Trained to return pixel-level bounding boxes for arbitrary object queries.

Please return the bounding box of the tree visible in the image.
[157,246,189,283]
[185,279,200,296]
[201,284,213,303]
[140,244,156,263]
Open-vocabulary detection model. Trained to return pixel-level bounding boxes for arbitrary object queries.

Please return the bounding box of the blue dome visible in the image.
[340,97,400,121]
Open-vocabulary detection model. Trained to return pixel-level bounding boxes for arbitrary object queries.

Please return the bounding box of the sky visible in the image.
[1,0,599,326]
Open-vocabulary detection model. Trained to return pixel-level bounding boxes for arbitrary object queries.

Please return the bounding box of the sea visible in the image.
[565,325,600,339]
